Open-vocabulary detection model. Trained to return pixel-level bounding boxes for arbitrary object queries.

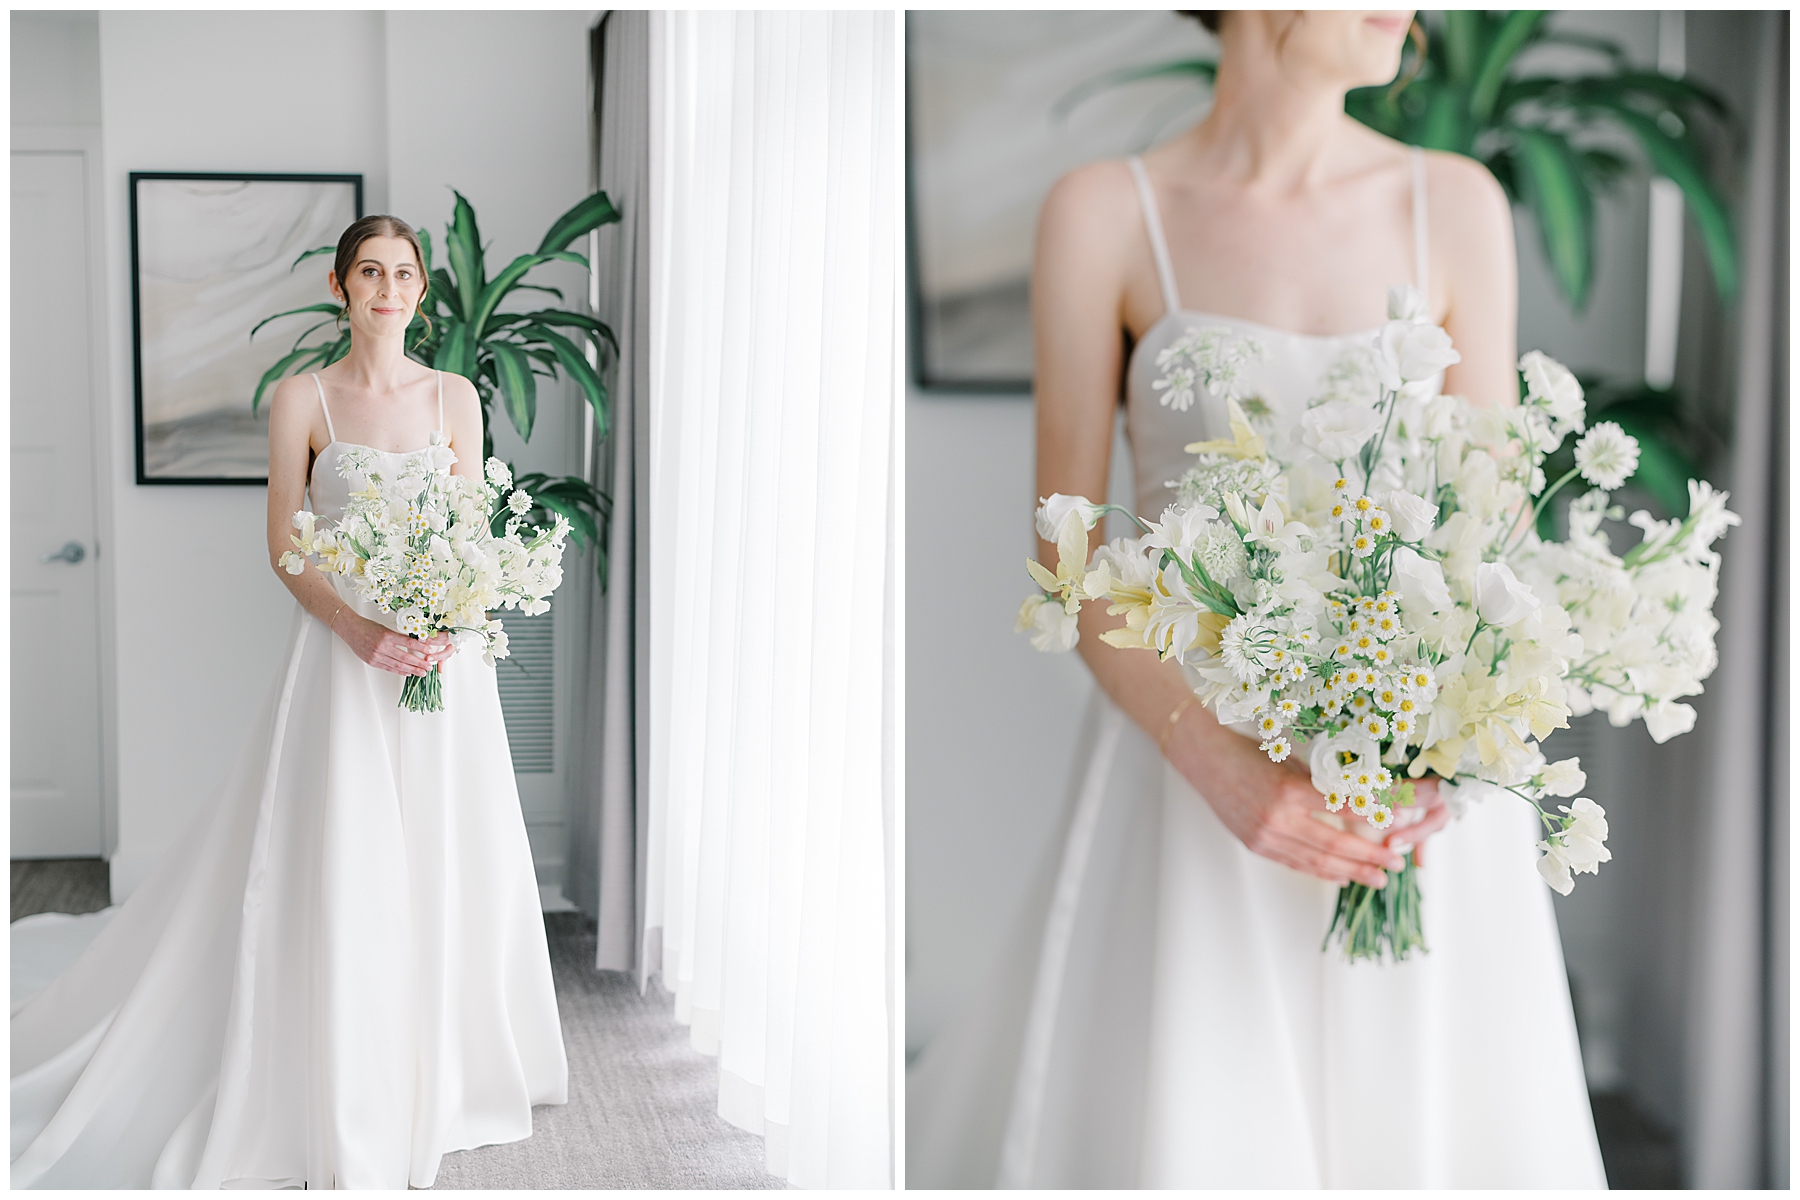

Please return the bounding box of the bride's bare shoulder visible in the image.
[1420,147,1511,234]
[1036,158,1142,267]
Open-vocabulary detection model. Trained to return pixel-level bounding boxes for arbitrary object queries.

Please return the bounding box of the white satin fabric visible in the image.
[907,152,1607,1188]
[11,442,567,1189]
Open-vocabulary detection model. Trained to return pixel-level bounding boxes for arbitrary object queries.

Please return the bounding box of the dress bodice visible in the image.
[1120,150,1440,517]
[307,441,411,524]
[1125,312,1391,517]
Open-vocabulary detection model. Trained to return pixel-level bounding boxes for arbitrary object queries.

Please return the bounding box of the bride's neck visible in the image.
[1189,60,1352,192]
[335,331,419,393]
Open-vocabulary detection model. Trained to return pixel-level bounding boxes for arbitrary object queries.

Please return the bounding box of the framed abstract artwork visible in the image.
[129,171,362,483]
[907,11,1216,393]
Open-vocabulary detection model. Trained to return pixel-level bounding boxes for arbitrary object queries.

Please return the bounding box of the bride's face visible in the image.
[330,235,425,340]
[1229,11,1415,91]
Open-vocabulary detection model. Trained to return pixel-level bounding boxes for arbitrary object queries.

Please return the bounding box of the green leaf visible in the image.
[1512,127,1593,310]
[290,245,336,271]
[1608,412,1702,517]
[1444,10,1488,84]
[523,309,618,356]
[1420,87,1469,152]
[249,302,343,342]
[1469,11,1544,123]
[290,318,337,353]
[429,267,463,321]
[465,251,589,341]
[417,226,435,273]
[1601,104,1737,300]
[446,190,486,320]
[536,190,621,255]
[252,346,329,413]
[434,321,477,381]
[535,326,610,440]
[490,342,537,441]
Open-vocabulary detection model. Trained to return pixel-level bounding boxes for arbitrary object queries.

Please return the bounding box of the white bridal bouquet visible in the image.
[281,436,571,713]
[1019,285,1737,961]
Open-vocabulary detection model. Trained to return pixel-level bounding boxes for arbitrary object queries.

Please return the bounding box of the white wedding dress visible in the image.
[907,150,1608,1188]
[11,373,568,1189]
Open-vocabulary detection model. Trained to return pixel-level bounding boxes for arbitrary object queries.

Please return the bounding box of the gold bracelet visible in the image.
[1158,695,1198,754]
[327,601,348,634]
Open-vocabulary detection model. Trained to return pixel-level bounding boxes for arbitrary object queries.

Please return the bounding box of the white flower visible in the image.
[1474,560,1541,627]
[1300,400,1384,461]
[1536,839,1576,895]
[1379,490,1439,542]
[1387,283,1430,324]
[1643,699,1697,743]
[507,489,533,516]
[1574,422,1640,491]
[485,457,513,489]
[1372,319,1461,390]
[1016,594,1079,652]
[1389,546,1451,615]
[1519,350,1586,435]
[1035,493,1105,543]
[1538,758,1587,798]
[1560,797,1612,873]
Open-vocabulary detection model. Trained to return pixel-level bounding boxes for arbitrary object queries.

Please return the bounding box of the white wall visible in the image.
[905,11,1667,1059]
[77,10,595,898]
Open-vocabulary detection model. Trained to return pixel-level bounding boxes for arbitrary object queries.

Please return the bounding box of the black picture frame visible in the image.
[129,171,363,485]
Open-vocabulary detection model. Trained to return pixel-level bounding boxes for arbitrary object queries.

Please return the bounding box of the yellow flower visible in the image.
[1183,397,1267,460]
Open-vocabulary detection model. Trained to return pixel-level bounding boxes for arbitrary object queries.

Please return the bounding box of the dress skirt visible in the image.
[907,687,1607,1188]
[11,597,568,1189]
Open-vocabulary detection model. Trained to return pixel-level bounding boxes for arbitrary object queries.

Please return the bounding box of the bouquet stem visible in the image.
[1324,852,1425,963]
[399,661,445,713]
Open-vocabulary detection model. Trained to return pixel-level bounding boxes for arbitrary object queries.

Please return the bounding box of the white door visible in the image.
[12,150,105,857]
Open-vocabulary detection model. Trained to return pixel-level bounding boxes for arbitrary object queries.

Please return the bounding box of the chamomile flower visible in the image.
[1261,737,1293,762]
[1390,714,1415,740]
[1365,510,1391,536]
[1324,790,1347,812]
[1348,792,1374,816]
[1369,805,1395,829]
[1362,714,1390,739]
[1370,645,1393,666]
[1256,713,1282,739]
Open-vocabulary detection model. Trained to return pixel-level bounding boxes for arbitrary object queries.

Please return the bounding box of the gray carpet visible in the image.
[11,860,781,1190]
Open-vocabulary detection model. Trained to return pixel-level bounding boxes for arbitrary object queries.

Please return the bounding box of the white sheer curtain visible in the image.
[644,10,896,1188]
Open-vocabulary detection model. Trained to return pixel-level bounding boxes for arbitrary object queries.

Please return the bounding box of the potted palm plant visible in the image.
[252,189,621,578]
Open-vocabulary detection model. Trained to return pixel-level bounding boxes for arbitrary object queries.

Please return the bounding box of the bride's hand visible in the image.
[1385,776,1450,867]
[1165,720,1411,889]
[336,615,455,677]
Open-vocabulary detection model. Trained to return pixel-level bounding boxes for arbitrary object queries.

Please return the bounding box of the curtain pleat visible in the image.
[568,9,651,972]
[645,11,895,1188]
[1685,11,1788,1186]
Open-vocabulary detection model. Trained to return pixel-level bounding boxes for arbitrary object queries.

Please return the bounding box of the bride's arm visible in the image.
[1032,164,1406,890]
[1433,153,1519,408]
[264,376,445,677]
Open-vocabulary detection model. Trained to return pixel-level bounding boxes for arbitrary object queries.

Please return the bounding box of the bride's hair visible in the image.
[332,214,433,348]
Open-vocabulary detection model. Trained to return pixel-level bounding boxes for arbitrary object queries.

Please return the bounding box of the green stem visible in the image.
[1504,465,1581,555]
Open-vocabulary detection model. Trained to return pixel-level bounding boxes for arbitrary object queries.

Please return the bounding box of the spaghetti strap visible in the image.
[311,373,336,443]
[1410,146,1430,295]
[1127,156,1182,318]
[435,370,444,433]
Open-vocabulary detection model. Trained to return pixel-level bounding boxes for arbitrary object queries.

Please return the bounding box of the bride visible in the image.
[11,215,568,1188]
[908,11,1607,1188]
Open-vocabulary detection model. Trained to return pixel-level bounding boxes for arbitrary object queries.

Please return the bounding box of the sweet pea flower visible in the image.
[1474,560,1541,627]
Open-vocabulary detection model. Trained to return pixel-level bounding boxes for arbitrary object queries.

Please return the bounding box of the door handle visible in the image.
[41,540,86,565]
